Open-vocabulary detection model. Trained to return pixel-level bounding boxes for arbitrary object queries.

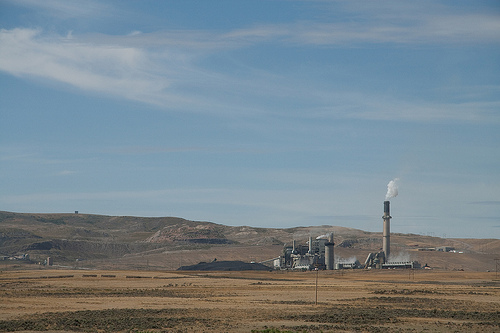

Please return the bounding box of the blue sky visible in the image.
[1,0,499,239]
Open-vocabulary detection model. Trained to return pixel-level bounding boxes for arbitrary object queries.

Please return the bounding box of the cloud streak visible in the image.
[284,14,500,45]
[4,0,110,19]
[0,3,499,122]
[0,28,168,100]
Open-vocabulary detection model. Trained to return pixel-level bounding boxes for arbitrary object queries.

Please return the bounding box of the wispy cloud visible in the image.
[287,89,500,124]
[0,27,288,118]
[293,22,491,45]
[4,0,110,19]
[1,26,497,124]
[0,186,356,220]
[57,170,76,176]
[225,3,500,46]
[284,14,500,45]
[307,0,500,45]
[469,201,500,206]
[0,145,93,165]
[0,2,498,122]
[0,28,170,103]
[105,145,210,155]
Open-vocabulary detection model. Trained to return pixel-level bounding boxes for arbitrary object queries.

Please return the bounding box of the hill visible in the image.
[1,211,498,271]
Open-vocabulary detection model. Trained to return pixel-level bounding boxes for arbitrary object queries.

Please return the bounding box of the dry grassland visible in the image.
[0,268,499,332]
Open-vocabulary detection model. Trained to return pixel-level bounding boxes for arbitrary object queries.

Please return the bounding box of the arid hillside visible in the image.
[1,211,498,271]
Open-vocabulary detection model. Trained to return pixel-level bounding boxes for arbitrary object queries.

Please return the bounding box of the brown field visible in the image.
[0,268,499,332]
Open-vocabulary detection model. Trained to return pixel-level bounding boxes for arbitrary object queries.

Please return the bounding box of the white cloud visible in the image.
[0,28,169,103]
[1,2,499,122]
[0,28,275,117]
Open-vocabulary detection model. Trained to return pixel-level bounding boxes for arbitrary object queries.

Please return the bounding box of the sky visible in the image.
[1,0,499,239]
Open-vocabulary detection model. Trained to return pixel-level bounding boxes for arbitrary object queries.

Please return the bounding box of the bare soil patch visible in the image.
[0,269,498,332]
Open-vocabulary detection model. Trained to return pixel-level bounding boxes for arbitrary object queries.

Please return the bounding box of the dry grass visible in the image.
[0,268,499,332]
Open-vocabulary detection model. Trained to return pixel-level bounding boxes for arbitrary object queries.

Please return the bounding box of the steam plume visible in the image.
[385,178,399,200]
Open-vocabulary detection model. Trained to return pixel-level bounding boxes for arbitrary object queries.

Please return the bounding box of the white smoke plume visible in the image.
[336,256,358,264]
[388,251,411,263]
[385,178,399,200]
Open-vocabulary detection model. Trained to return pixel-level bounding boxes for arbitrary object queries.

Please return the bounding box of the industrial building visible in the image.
[274,233,334,270]
[362,200,420,269]
[336,259,362,269]
[382,261,421,269]
[273,200,420,270]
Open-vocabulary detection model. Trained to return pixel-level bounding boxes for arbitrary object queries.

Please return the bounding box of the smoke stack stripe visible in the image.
[383,200,391,262]
[325,232,334,270]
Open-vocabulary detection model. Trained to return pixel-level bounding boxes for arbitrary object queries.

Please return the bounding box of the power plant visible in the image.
[274,233,335,270]
[273,199,420,270]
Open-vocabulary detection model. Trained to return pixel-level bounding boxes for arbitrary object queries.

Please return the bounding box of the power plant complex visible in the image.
[273,200,420,270]
[274,233,335,270]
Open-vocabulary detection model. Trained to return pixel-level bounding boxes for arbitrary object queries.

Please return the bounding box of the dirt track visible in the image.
[0,268,499,332]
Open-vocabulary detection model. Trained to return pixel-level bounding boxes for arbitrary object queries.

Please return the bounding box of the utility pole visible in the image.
[314,265,320,305]
[315,268,318,305]
[408,268,415,280]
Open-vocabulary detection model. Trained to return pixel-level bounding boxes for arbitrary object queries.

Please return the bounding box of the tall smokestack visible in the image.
[308,236,313,254]
[325,232,334,270]
[383,200,391,262]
